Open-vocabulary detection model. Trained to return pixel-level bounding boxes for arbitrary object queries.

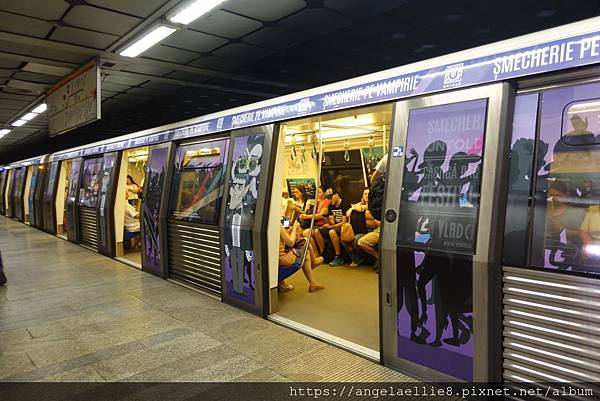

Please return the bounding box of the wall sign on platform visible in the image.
[47,60,101,137]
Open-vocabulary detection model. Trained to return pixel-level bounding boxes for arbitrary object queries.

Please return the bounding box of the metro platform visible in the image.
[0,216,410,383]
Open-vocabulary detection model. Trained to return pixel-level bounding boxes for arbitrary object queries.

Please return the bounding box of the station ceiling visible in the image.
[1,0,599,163]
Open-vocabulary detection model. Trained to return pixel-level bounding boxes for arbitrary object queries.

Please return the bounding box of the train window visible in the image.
[78,158,103,207]
[169,139,229,225]
[561,99,600,146]
[531,83,600,275]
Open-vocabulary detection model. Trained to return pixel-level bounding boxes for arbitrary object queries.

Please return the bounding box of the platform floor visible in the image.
[0,217,412,382]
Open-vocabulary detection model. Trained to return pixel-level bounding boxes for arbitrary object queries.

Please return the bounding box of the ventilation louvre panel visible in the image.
[78,207,98,251]
[167,220,222,296]
[502,266,600,383]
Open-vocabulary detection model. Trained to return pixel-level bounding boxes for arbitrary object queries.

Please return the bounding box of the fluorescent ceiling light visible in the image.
[32,103,47,113]
[168,0,227,25]
[22,112,38,121]
[0,129,10,137]
[119,25,177,58]
[11,120,27,127]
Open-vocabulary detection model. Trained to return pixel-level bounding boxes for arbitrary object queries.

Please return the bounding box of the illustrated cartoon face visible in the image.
[417,216,430,234]
[229,175,247,210]
[237,143,263,177]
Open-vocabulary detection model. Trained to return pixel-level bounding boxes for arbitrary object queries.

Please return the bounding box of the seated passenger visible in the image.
[279,220,325,293]
[300,185,330,233]
[343,188,378,266]
[314,189,350,266]
[357,216,381,268]
[289,184,310,224]
[281,190,292,218]
[126,175,143,205]
[124,192,140,249]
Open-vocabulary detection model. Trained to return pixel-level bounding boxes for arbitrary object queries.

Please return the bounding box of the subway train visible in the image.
[2,17,600,384]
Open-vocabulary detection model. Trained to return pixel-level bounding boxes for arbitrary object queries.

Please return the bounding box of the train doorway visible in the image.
[56,159,72,239]
[115,147,149,268]
[267,104,392,356]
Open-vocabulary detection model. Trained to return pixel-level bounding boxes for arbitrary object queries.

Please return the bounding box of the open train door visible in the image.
[140,142,174,277]
[220,124,277,316]
[380,83,513,381]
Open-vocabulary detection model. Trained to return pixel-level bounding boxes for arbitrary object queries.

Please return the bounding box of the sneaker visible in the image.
[329,256,344,267]
[350,258,365,267]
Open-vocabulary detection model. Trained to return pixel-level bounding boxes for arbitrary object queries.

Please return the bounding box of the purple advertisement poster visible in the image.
[223,134,265,305]
[142,147,168,276]
[396,99,488,381]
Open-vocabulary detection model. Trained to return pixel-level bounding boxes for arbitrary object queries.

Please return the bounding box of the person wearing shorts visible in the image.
[358,227,380,266]
[279,220,324,293]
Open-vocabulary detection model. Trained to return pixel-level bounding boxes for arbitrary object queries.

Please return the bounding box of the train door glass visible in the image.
[97,152,119,257]
[42,161,60,234]
[12,167,26,221]
[0,170,7,215]
[270,104,391,354]
[33,164,47,229]
[27,165,39,225]
[118,148,149,267]
[527,82,600,276]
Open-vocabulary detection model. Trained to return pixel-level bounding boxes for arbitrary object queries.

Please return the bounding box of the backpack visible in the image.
[368,175,385,221]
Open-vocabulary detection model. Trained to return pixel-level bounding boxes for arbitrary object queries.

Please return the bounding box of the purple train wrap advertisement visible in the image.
[142,147,169,276]
[223,134,265,305]
[396,99,487,381]
[50,30,600,163]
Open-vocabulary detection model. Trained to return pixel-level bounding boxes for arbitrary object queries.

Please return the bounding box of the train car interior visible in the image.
[267,104,392,354]
[114,147,149,268]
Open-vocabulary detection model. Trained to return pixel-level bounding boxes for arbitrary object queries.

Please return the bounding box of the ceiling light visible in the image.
[168,0,227,25]
[119,25,177,58]
[22,112,38,121]
[0,129,10,137]
[32,103,47,113]
[12,120,27,127]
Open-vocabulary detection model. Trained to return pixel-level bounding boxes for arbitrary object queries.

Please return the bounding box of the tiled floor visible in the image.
[0,217,414,383]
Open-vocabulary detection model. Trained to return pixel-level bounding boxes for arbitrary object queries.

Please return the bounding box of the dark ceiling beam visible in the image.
[0,31,297,90]
[106,70,280,98]
[0,49,279,98]
[0,51,79,69]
